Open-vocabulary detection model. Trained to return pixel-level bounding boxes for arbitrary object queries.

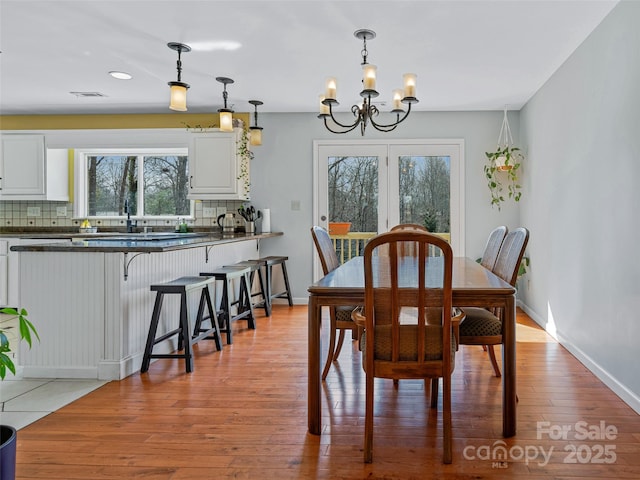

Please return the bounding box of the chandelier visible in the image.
[318,29,418,135]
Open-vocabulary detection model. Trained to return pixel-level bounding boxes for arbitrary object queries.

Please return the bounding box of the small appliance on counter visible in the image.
[217,213,236,237]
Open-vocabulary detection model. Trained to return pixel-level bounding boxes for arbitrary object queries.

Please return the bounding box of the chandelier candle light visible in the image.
[167,42,191,111]
[318,29,418,135]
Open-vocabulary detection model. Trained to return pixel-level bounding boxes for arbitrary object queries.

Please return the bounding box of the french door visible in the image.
[313,139,465,275]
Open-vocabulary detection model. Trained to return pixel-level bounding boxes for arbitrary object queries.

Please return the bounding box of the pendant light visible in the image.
[167,42,191,111]
[216,77,234,132]
[248,100,263,146]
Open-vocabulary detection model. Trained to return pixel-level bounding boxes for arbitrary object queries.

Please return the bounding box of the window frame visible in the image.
[313,138,465,254]
[74,147,193,220]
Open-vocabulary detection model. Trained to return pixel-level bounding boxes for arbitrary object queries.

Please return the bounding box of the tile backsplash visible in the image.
[0,200,247,230]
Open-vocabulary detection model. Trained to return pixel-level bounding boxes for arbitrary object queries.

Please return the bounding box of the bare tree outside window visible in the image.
[86,152,189,217]
[399,156,450,233]
[327,155,450,234]
[328,156,378,233]
[143,155,189,215]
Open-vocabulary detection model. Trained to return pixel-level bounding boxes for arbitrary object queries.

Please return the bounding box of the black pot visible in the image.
[0,425,17,480]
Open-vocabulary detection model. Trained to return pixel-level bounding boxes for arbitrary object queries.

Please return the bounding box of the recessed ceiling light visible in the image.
[109,71,132,80]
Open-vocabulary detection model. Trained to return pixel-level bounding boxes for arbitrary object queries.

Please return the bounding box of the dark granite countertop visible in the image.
[9,231,282,253]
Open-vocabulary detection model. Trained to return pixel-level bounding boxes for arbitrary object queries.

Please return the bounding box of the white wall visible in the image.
[248,110,521,303]
[519,1,640,411]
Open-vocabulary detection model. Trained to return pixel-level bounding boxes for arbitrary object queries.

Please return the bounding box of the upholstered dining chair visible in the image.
[475,225,508,372]
[310,226,360,380]
[480,225,508,270]
[459,227,529,377]
[353,230,462,464]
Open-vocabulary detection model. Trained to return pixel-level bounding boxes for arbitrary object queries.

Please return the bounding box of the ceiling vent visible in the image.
[70,91,107,98]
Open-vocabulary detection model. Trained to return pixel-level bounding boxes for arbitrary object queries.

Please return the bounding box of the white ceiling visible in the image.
[0,0,618,115]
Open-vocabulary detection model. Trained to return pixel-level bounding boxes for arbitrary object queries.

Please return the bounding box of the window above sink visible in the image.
[74,147,194,221]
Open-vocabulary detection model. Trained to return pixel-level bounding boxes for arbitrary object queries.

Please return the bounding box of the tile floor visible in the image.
[1,376,107,430]
[1,312,107,430]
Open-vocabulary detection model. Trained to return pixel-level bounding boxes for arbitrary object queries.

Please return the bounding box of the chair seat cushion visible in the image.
[459,307,502,337]
[361,325,456,362]
[336,305,356,322]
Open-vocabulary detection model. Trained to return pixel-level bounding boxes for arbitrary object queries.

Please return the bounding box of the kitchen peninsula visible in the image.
[10,232,281,380]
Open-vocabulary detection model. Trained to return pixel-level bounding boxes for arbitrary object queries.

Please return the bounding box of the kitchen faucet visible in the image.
[124,198,137,233]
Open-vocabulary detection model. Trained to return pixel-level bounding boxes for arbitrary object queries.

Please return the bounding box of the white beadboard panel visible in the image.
[19,251,104,376]
[17,240,259,380]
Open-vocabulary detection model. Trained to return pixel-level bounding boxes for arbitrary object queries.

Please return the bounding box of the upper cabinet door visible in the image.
[188,129,248,200]
[0,134,46,198]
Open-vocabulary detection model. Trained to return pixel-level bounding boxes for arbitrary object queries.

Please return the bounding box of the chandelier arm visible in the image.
[371,122,399,133]
[369,102,413,129]
[325,102,362,130]
[323,116,361,134]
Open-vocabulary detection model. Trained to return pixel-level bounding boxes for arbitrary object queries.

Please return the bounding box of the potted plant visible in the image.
[484,145,523,209]
[0,307,38,480]
[484,107,524,210]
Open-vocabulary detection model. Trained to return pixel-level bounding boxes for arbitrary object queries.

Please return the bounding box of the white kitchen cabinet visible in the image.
[187,128,249,200]
[0,134,68,201]
[0,238,20,308]
[0,134,45,197]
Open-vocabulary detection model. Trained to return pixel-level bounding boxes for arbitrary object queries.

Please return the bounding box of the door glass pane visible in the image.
[328,155,378,262]
[399,155,450,237]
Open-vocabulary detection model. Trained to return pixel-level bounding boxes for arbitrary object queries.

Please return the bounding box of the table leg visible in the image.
[308,296,322,435]
[503,294,516,437]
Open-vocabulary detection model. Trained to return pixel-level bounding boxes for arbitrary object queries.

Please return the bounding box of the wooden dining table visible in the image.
[307,255,517,438]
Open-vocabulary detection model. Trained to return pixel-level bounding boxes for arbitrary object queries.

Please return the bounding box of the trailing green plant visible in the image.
[0,307,39,380]
[518,255,530,278]
[484,145,523,210]
[237,128,253,200]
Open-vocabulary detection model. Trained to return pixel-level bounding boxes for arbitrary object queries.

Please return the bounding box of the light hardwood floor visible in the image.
[15,305,640,479]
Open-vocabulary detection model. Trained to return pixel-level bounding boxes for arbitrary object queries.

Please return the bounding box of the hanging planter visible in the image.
[484,107,523,209]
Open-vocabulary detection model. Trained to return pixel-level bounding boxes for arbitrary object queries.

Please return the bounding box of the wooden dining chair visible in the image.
[390,223,428,231]
[310,226,360,380]
[354,230,461,464]
[459,227,529,377]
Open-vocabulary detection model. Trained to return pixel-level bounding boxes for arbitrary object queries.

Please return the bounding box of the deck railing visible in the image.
[330,232,452,265]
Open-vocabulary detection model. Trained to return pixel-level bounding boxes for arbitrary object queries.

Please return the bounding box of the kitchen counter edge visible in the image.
[9,232,283,253]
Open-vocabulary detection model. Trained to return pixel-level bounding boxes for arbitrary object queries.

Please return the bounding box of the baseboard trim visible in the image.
[518,301,640,415]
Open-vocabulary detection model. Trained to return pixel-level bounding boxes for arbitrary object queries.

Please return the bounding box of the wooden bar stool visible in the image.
[226,259,271,317]
[141,276,222,374]
[200,266,255,345]
[253,256,293,307]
